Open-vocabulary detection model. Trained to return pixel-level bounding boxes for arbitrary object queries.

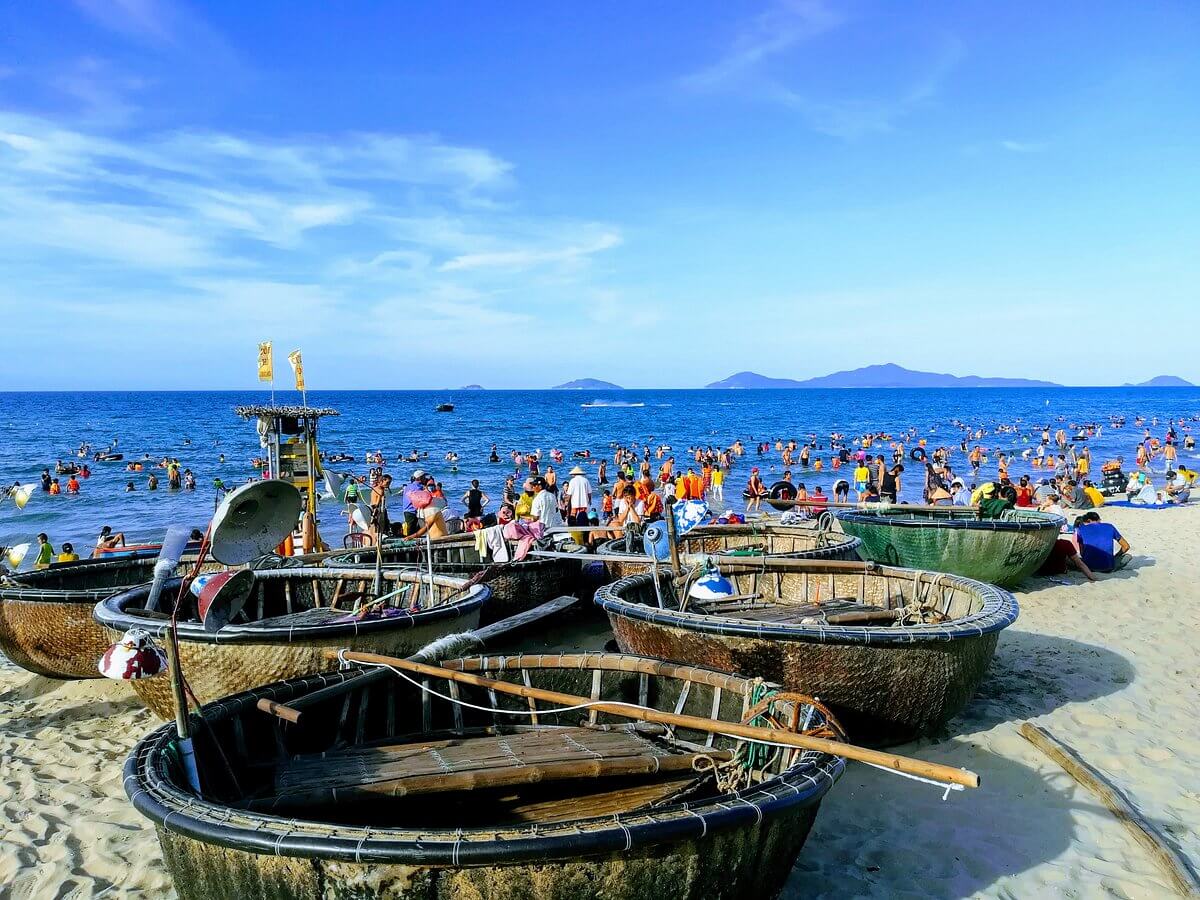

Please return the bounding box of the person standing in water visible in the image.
[462,480,489,520]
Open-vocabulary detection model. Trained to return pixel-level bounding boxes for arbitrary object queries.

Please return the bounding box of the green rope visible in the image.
[740,681,779,771]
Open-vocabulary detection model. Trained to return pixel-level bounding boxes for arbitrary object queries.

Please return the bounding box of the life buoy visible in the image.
[767,480,797,510]
[910,448,926,462]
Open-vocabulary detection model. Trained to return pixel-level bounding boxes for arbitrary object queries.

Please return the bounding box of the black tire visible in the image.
[767,480,797,510]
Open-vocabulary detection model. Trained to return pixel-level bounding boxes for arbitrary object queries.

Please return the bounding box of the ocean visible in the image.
[2,387,1198,557]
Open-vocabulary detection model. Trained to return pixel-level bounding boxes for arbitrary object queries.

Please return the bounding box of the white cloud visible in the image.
[682,0,845,90]
[1001,140,1049,153]
[440,231,621,272]
[683,3,965,140]
[0,109,624,386]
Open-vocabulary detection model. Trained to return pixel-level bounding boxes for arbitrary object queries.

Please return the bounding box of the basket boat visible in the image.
[125,652,844,900]
[325,536,583,625]
[94,567,488,718]
[597,524,862,582]
[595,559,1018,745]
[0,556,218,679]
[835,506,1064,587]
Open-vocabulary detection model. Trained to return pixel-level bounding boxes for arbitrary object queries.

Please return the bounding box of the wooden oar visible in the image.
[324,648,980,790]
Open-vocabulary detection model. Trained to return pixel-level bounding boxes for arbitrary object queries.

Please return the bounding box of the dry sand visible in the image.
[1,504,1197,898]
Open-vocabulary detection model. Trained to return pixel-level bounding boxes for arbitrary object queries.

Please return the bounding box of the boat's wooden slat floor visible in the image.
[264,726,727,807]
[695,597,879,624]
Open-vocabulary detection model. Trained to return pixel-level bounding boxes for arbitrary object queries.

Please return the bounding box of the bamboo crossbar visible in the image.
[325,649,981,790]
[257,595,581,724]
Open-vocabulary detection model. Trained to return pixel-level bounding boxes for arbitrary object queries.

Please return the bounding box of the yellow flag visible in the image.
[287,349,305,391]
[257,341,273,382]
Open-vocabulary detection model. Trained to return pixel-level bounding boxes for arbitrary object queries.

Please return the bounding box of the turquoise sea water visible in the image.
[2,387,1197,557]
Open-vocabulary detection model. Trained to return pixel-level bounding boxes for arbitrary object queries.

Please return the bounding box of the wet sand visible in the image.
[1,505,1197,898]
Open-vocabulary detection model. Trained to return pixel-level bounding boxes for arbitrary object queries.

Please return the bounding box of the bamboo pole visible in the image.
[1020,723,1200,897]
[257,595,581,724]
[324,649,980,790]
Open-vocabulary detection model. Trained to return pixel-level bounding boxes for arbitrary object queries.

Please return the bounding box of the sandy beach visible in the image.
[2,504,1197,898]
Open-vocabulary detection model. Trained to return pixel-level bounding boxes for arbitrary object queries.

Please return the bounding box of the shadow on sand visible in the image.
[950,630,1135,734]
[788,737,1182,898]
[1018,552,1156,595]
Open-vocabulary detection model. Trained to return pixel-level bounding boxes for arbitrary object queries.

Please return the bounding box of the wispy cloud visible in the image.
[682,0,846,90]
[440,231,621,273]
[1001,140,1049,153]
[683,3,965,140]
[0,108,623,385]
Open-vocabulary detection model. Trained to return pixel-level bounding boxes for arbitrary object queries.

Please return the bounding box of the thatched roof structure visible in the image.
[234,405,340,419]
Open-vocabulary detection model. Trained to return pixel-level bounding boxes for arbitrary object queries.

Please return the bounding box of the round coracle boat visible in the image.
[125,652,844,900]
[94,567,488,718]
[0,556,219,679]
[835,506,1064,587]
[596,524,862,581]
[595,559,1018,745]
[325,535,583,625]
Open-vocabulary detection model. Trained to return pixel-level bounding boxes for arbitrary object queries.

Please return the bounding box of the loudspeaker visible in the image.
[210,479,303,565]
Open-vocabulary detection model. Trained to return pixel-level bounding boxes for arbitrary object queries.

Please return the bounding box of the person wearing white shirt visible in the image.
[565,466,592,527]
[530,478,562,529]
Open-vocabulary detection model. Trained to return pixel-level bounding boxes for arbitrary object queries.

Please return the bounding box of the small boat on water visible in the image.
[835,506,1063,587]
[124,652,844,900]
[0,556,219,679]
[596,523,862,581]
[436,402,454,412]
[595,558,1018,745]
[325,536,584,625]
[94,567,489,718]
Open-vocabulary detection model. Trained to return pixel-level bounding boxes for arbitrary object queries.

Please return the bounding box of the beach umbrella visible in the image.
[12,484,35,510]
[5,543,30,569]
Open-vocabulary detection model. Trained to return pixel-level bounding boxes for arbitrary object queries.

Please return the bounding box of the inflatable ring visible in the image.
[766,480,798,511]
[910,448,927,462]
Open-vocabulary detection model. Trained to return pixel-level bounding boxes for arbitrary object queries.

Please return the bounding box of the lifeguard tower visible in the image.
[234,404,340,553]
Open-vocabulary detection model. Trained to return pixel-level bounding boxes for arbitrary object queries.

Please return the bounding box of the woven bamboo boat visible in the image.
[597,524,862,581]
[325,536,583,625]
[835,506,1064,587]
[125,652,844,900]
[0,556,217,679]
[596,560,1018,745]
[94,567,488,718]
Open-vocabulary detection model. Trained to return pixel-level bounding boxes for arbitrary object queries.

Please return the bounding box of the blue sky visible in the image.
[0,0,1197,389]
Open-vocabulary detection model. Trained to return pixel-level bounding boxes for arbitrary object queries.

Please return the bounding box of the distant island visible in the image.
[552,378,624,390]
[707,363,1060,389]
[1126,375,1194,387]
[459,384,486,390]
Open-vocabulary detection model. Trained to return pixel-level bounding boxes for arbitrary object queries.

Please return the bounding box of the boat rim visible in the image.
[835,507,1065,533]
[93,567,489,644]
[0,556,160,603]
[595,565,1018,644]
[124,655,844,864]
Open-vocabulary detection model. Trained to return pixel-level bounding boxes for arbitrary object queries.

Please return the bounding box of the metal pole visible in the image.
[663,498,683,575]
[165,622,201,793]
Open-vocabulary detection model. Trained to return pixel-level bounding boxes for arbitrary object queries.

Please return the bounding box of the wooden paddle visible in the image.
[323,648,980,790]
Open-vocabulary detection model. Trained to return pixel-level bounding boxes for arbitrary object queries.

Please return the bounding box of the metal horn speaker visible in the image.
[210,479,303,565]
